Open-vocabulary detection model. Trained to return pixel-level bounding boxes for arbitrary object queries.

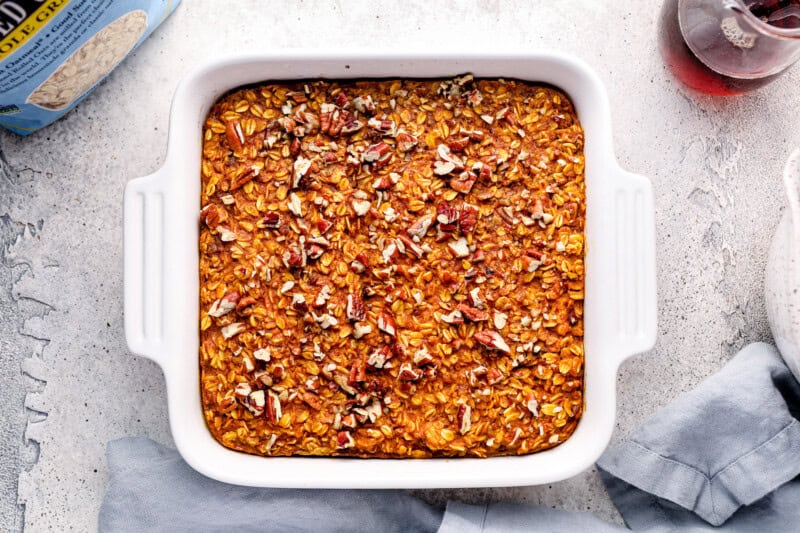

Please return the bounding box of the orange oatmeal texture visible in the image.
[199,76,586,458]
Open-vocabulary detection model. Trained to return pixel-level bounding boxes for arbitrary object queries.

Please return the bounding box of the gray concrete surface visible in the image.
[1,1,798,531]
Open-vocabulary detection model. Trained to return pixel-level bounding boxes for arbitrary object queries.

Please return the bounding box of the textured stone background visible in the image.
[1,1,799,531]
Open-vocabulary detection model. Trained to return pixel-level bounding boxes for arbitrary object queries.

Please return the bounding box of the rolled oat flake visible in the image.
[0,0,180,135]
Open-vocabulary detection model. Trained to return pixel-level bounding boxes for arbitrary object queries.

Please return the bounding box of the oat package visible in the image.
[0,0,180,135]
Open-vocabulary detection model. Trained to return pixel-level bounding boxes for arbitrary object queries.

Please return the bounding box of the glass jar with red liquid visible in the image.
[659,0,800,95]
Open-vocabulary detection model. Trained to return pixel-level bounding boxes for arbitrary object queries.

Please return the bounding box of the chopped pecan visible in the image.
[372,175,394,190]
[353,322,373,339]
[434,161,456,176]
[278,116,297,134]
[457,404,472,434]
[468,365,488,386]
[457,303,489,322]
[407,214,434,239]
[271,364,286,381]
[289,137,301,156]
[365,399,383,423]
[367,117,396,135]
[459,204,478,232]
[306,243,326,260]
[221,323,245,342]
[292,156,312,188]
[316,218,333,233]
[301,391,322,410]
[466,89,483,106]
[439,309,464,325]
[475,162,492,181]
[468,287,485,309]
[254,347,271,363]
[244,390,265,416]
[291,293,308,313]
[436,143,465,169]
[319,103,342,136]
[413,346,434,365]
[526,247,545,261]
[287,192,303,217]
[348,359,367,386]
[380,242,398,264]
[314,285,332,307]
[254,370,272,388]
[346,293,366,321]
[486,367,504,385]
[397,363,422,381]
[334,91,349,107]
[447,238,470,258]
[350,252,369,273]
[336,430,355,449]
[266,390,282,423]
[351,198,372,217]
[362,142,392,165]
[282,247,304,269]
[200,204,228,229]
[463,128,485,141]
[447,137,470,153]
[436,203,460,226]
[496,205,516,225]
[525,392,539,417]
[397,235,424,258]
[208,291,240,317]
[367,346,393,369]
[522,254,542,273]
[463,267,479,280]
[473,330,511,355]
[340,414,357,429]
[377,311,397,336]
[450,171,476,194]
[230,167,256,191]
[225,120,244,151]
[261,212,281,229]
[340,119,364,135]
[493,310,508,330]
[395,130,418,152]
[287,91,308,103]
[352,95,376,115]
[294,109,319,134]
[234,382,252,400]
[236,296,258,314]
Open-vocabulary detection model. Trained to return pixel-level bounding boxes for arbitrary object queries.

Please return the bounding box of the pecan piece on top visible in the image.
[377,311,397,337]
[473,330,511,355]
[457,303,489,322]
[346,293,366,321]
[225,119,244,151]
[457,403,472,434]
[201,204,228,229]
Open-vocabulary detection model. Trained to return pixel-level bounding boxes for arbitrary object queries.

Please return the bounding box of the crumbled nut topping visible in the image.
[200,77,585,458]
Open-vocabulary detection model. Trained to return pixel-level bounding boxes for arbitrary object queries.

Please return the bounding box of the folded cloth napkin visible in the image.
[100,343,800,532]
[596,341,800,531]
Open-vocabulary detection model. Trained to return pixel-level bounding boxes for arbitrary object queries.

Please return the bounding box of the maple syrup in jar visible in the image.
[659,0,800,95]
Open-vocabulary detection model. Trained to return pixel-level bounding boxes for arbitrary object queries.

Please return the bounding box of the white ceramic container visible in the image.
[124,52,657,488]
[766,149,800,383]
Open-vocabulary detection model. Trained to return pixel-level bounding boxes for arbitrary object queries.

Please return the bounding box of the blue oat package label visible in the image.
[0,0,180,135]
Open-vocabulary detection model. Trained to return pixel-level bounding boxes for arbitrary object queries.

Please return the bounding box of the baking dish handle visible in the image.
[124,170,167,366]
[613,170,658,363]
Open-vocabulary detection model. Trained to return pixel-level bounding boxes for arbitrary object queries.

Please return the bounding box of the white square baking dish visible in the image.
[124,51,657,488]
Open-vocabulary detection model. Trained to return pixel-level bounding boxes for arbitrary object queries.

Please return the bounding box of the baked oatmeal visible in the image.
[199,76,586,458]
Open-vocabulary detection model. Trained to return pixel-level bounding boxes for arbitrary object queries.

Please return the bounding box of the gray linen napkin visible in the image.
[596,341,800,531]
[100,437,442,533]
[100,343,800,532]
